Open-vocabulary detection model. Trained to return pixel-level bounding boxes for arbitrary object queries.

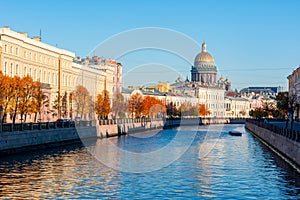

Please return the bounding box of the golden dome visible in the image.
[194,42,214,66]
[194,52,214,63]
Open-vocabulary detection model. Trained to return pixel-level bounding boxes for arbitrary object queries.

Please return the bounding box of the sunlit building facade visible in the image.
[0,26,120,122]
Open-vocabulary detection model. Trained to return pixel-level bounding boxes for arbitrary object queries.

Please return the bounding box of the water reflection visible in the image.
[0,125,299,199]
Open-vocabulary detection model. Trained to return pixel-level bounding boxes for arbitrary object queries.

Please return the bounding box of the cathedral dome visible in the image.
[194,42,215,67]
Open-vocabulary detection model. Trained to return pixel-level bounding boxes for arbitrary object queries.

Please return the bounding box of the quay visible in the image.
[0,117,246,156]
[245,119,300,170]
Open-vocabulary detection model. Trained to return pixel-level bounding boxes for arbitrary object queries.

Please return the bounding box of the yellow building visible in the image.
[0,26,116,122]
[147,82,173,93]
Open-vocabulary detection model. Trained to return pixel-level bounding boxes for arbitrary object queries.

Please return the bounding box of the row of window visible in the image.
[225,103,250,110]
[3,61,75,87]
[198,93,224,100]
[3,43,70,68]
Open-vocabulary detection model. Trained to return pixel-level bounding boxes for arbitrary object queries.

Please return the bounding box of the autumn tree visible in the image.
[0,72,13,123]
[95,90,111,120]
[73,85,92,119]
[129,92,144,118]
[32,81,47,122]
[10,76,22,124]
[198,104,211,117]
[112,92,127,118]
[142,95,165,118]
[18,76,35,122]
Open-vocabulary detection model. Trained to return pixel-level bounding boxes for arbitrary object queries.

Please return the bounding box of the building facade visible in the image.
[225,97,250,118]
[0,26,121,122]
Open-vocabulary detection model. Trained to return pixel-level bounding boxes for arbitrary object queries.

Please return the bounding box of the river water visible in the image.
[0,124,299,199]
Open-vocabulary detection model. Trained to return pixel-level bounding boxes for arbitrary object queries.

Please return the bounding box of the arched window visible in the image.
[24,66,27,76]
[4,45,7,52]
[48,72,50,84]
[34,69,37,80]
[66,75,68,87]
[29,67,32,77]
[4,62,7,75]
[39,69,42,80]
[10,63,13,77]
[44,71,46,82]
[15,64,19,76]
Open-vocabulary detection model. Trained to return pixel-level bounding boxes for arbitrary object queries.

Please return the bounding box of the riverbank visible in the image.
[0,117,246,156]
[245,120,300,171]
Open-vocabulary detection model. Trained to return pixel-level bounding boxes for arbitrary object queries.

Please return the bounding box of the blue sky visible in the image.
[2,0,300,90]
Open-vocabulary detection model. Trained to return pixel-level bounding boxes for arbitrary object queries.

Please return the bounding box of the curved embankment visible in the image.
[245,121,300,170]
[0,118,231,156]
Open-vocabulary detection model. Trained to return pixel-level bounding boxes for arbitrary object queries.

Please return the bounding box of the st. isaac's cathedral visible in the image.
[191,42,231,91]
[172,42,232,118]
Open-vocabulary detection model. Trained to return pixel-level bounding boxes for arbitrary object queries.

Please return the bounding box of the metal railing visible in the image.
[246,119,300,143]
[0,120,96,133]
[98,118,161,125]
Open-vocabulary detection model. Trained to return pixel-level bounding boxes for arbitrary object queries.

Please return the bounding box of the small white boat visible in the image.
[229,131,242,136]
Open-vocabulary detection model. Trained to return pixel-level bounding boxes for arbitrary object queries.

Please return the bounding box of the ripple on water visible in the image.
[0,125,299,199]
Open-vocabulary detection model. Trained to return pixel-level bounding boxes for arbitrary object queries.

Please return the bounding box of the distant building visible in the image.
[225,97,250,118]
[287,66,300,119]
[287,66,300,96]
[240,86,281,97]
[147,82,173,93]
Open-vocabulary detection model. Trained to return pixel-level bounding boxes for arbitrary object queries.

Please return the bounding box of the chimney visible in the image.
[32,36,41,42]
[3,26,10,29]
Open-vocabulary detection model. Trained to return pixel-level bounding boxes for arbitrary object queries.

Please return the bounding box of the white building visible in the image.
[225,97,250,118]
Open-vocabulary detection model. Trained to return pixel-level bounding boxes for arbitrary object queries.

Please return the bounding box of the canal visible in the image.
[0,124,299,199]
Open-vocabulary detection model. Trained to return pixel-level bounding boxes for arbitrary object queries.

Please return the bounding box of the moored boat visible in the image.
[229,131,242,136]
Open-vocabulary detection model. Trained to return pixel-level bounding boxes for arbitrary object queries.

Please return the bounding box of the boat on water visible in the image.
[229,131,242,136]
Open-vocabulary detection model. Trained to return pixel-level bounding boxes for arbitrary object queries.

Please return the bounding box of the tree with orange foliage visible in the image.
[0,72,13,123]
[112,92,127,118]
[198,103,211,117]
[32,81,47,122]
[9,76,22,124]
[73,85,92,119]
[95,90,111,120]
[129,92,143,118]
[142,95,166,118]
[18,76,35,122]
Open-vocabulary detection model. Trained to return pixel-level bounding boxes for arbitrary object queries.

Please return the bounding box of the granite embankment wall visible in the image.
[245,121,300,168]
[0,117,243,156]
[96,117,231,138]
[96,119,165,138]
[0,126,96,156]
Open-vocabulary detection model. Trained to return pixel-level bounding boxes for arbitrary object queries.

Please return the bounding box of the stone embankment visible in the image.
[0,117,243,156]
[245,119,300,169]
